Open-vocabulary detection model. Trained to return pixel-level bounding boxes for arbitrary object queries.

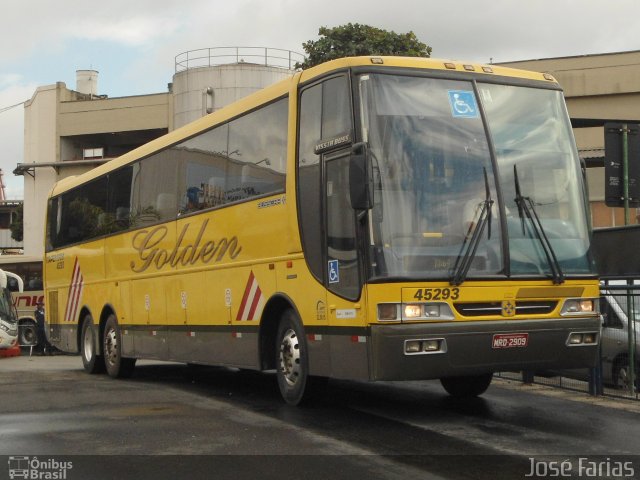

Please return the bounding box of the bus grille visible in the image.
[453,300,558,317]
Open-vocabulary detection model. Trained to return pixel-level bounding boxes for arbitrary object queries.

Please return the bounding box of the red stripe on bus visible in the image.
[247,285,262,320]
[236,271,255,321]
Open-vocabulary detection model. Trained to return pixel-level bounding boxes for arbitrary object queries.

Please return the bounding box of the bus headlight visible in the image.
[567,332,599,346]
[377,303,454,322]
[404,338,447,355]
[404,304,422,318]
[424,305,442,317]
[378,304,400,321]
[561,298,596,315]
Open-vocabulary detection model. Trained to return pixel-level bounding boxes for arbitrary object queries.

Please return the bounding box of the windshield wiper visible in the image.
[513,165,564,284]
[450,169,493,286]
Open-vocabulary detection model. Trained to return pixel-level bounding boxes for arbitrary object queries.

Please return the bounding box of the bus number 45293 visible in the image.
[413,288,460,301]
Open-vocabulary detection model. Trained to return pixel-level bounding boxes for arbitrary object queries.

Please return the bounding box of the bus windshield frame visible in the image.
[357,71,596,284]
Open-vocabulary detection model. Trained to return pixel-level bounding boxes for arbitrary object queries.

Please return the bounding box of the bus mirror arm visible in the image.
[349,142,373,210]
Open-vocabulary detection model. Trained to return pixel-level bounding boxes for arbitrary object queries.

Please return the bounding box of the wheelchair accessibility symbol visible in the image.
[328,260,340,284]
[448,90,479,118]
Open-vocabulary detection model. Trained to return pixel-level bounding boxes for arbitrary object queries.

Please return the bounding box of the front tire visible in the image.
[440,373,493,398]
[276,310,311,405]
[81,314,104,374]
[103,314,136,378]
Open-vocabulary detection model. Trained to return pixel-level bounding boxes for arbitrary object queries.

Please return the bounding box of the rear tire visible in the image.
[440,373,493,398]
[81,314,104,374]
[103,314,136,378]
[19,320,38,347]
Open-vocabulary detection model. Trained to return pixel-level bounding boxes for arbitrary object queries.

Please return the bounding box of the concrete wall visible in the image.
[58,93,172,136]
[23,84,61,256]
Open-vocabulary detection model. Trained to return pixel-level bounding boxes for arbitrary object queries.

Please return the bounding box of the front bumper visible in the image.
[0,332,18,349]
[370,317,601,381]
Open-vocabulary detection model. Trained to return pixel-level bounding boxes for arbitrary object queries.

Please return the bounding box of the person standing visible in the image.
[34,301,54,355]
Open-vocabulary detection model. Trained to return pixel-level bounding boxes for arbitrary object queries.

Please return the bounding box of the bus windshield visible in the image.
[359,73,595,282]
[0,287,17,325]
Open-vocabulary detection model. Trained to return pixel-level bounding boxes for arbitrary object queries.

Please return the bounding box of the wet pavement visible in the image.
[1,353,640,479]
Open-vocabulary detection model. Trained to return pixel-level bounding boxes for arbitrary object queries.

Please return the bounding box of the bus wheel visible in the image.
[19,320,38,347]
[276,310,310,405]
[81,315,104,374]
[440,373,493,398]
[103,314,135,379]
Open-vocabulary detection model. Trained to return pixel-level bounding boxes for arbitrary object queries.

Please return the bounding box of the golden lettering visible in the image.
[130,219,242,273]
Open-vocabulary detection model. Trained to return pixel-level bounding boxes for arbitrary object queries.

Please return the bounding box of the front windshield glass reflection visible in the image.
[479,84,594,276]
[0,289,16,324]
[359,73,596,281]
[359,74,502,280]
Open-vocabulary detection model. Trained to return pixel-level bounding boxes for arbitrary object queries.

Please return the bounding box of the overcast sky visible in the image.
[1,0,639,199]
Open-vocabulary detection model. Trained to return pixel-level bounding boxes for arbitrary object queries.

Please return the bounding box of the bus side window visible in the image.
[132,151,178,226]
[177,124,229,213]
[107,166,134,232]
[58,176,108,245]
[176,98,287,213]
[227,98,287,201]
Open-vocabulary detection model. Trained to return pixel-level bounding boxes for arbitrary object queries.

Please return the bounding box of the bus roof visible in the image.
[48,56,557,198]
[298,56,557,84]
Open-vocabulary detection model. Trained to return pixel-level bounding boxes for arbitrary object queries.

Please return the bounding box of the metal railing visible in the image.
[175,47,305,73]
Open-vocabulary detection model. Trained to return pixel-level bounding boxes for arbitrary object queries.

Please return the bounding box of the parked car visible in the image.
[598,293,640,389]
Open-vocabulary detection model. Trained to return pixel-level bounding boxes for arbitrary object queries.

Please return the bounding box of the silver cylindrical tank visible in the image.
[76,69,99,96]
[172,47,303,129]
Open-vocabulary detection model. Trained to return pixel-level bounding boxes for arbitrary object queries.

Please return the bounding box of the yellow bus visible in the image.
[44,56,601,404]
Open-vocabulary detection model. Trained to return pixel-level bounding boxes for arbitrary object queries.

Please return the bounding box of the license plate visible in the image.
[492,333,529,349]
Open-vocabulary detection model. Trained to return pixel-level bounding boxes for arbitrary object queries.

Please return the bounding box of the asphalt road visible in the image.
[1,353,640,480]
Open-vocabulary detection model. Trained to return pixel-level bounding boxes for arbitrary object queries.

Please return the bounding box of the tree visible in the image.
[9,203,22,242]
[297,23,431,69]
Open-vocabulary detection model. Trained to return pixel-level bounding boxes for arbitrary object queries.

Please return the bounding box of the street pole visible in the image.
[622,124,636,395]
[623,124,630,225]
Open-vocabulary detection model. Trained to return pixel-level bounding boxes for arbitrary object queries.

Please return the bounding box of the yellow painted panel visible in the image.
[275,258,328,326]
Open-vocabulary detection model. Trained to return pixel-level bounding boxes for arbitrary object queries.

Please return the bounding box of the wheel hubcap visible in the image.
[23,327,36,344]
[279,328,301,386]
[104,327,118,367]
[618,366,635,390]
[83,326,94,361]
